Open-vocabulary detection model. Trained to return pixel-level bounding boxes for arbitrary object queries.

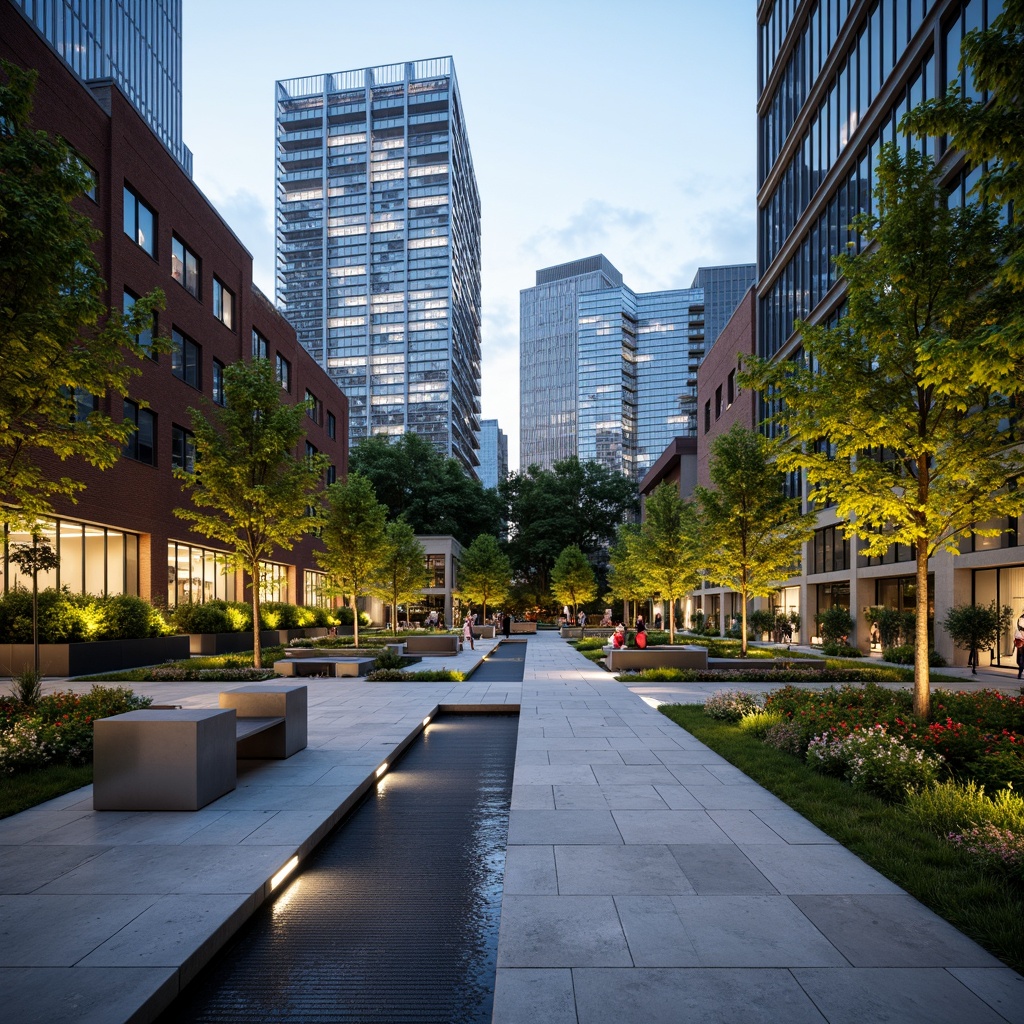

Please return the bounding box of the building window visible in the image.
[171,424,196,473]
[73,388,98,421]
[212,359,226,406]
[305,441,318,460]
[715,385,723,419]
[167,541,237,607]
[171,328,201,388]
[704,400,711,434]
[252,329,269,359]
[123,400,155,465]
[123,185,155,256]
[276,353,291,391]
[4,518,140,597]
[304,569,330,609]
[171,236,200,297]
[812,525,849,575]
[727,370,735,408]
[425,553,445,588]
[123,290,154,356]
[213,277,234,329]
[305,389,322,424]
[326,464,337,486]
[258,560,289,602]
[327,411,336,439]
[76,157,97,202]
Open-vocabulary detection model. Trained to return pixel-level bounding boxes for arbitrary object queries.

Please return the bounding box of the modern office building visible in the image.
[521,256,749,479]
[9,0,192,174]
[477,419,508,490]
[2,7,347,608]
[691,264,757,349]
[756,0,1012,664]
[275,58,482,474]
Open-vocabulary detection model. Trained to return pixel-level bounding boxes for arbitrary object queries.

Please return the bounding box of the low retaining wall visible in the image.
[188,630,291,656]
[510,621,537,634]
[605,645,709,672]
[0,636,191,677]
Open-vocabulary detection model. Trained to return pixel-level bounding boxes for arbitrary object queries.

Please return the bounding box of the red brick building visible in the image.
[1,14,348,609]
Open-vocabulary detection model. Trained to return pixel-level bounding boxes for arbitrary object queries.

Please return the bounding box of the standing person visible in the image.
[463,616,475,652]
[635,621,648,649]
[503,610,512,638]
[578,608,586,629]
[438,611,446,630]
[563,605,571,627]
[654,612,662,631]
[1014,613,1024,679]
[635,612,646,635]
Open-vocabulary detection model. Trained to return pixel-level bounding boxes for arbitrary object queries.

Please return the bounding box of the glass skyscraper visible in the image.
[275,58,482,473]
[10,0,191,174]
[691,264,756,350]
[477,419,508,490]
[521,256,748,479]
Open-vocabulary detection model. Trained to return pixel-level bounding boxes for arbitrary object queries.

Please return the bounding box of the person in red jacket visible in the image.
[612,623,626,649]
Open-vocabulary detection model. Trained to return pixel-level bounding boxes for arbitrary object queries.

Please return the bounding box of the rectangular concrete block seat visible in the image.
[93,709,237,811]
[473,625,496,639]
[275,656,376,678]
[402,635,460,656]
[219,684,308,757]
[605,645,709,672]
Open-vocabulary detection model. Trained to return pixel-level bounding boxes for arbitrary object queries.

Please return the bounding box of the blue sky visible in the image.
[182,0,758,469]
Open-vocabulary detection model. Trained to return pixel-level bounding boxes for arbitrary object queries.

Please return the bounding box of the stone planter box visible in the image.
[604,645,709,672]
[188,630,291,656]
[0,636,191,677]
[510,621,537,634]
[473,625,496,639]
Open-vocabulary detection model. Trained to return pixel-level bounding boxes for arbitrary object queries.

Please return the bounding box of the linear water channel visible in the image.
[161,711,519,1024]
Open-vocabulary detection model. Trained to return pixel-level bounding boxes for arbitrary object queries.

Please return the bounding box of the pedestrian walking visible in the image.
[463,617,475,651]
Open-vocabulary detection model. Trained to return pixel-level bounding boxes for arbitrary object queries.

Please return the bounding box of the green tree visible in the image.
[7,531,60,675]
[695,425,814,656]
[637,482,701,643]
[606,523,646,628]
[316,474,388,648]
[0,60,164,529]
[349,432,503,544]
[456,533,511,624]
[550,545,597,626]
[174,359,328,667]
[903,0,1024,385]
[942,602,1013,675]
[368,520,430,635]
[742,144,1024,717]
[501,457,638,601]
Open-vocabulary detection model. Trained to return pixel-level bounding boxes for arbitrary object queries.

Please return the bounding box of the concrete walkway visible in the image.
[1,631,1022,1022]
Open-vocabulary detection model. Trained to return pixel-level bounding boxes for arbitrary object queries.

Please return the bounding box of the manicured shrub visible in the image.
[365,668,464,682]
[261,601,299,629]
[904,780,1024,836]
[738,708,785,737]
[965,751,1024,793]
[748,609,776,639]
[373,647,407,671]
[703,690,764,722]
[762,719,806,756]
[821,642,864,657]
[947,824,1024,874]
[170,600,235,634]
[816,606,855,645]
[97,594,167,639]
[882,644,946,667]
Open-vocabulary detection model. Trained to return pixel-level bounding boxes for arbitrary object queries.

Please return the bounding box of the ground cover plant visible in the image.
[614,663,920,685]
[76,648,287,682]
[659,700,1024,973]
[364,669,465,682]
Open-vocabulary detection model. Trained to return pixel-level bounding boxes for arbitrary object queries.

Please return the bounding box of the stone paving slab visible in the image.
[4,628,1022,1022]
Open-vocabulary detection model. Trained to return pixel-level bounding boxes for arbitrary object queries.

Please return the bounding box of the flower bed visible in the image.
[0,686,151,774]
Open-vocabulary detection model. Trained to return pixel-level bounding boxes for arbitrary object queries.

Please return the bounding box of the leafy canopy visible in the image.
[174,358,328,666]
[695,425,814,655]
[367,519,430,635]
[549,544,597,618]
[742,144,1024,714]
[316,473,389,647]
[456,533,512,622]
[0,60,164,528]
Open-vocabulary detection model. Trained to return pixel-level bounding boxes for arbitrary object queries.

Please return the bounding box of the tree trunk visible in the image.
[914,541,930,719]
[350,593,359,647]
[669,600,675,644]
[251,566,263,670]
[740,589,748,657]
[32,569,39,677]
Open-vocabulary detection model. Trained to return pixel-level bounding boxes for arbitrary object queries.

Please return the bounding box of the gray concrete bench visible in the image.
[604,645,709,672]
[509,621,537,634]
[276,656,377,678]
[402,634,460,656]
[93,685,307,811]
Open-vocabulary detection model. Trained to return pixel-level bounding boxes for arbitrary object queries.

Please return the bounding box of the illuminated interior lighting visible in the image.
[270,855,299,890]
[375,762,389,778]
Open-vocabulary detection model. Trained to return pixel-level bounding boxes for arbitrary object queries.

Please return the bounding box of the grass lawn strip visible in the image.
[659,703,1024,975]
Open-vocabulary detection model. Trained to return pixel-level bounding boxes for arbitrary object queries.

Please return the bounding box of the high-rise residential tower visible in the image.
[691,263,756,349]
[755,0,1010,665]
[477,419,508,490]
[275,58,482,473]
[521,256,749,479]
[10,0,191,174]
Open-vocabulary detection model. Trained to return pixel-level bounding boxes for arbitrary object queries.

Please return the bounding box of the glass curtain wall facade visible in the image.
[691,264,757,349]
[275,58,482,473]
[519,256,623,472]
[477,418,508,490]
[11,0,191,174]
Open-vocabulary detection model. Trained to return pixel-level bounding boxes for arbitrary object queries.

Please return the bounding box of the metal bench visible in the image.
[93,685,307,811]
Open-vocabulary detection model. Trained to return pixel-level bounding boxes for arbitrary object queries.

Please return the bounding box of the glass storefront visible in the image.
[974,566,1024,665]
[258,560,289,603]
[167,541,237,607]
[3,518,139,596]
[303,569,330,609]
